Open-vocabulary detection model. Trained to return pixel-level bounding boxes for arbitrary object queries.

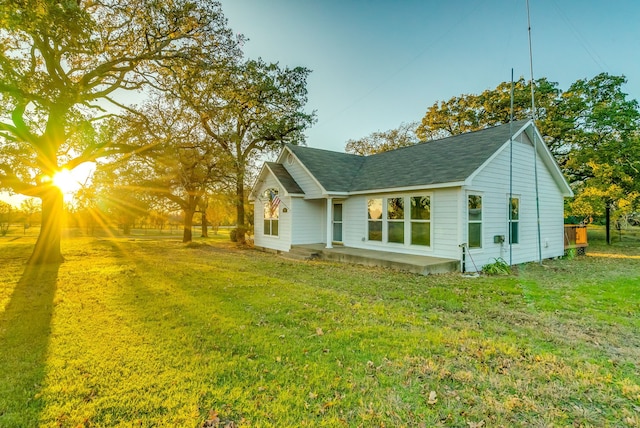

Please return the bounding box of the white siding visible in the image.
[253,175,291,252]
[291,198,325,244]
[342,197,366,247]
[283,155,324,199]
[466,133,566,269]
[432,188,462,259]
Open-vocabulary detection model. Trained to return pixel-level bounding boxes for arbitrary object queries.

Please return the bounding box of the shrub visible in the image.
[229,228,237,242]
[564,247,577,260]
[482,257,512,275]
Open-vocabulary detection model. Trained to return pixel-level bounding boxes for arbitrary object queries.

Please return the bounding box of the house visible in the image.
[249,120,573,272]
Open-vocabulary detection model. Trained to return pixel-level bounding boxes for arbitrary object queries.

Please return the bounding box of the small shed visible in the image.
[564,224,588,255]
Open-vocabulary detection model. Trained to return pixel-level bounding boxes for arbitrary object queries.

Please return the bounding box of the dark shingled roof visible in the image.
[287,120,529,192]
[286,144,365,192]
[266,162,304,194]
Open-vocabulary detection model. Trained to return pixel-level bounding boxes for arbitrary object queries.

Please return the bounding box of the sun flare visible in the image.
[51,163,95,196]
[53,169,77,193]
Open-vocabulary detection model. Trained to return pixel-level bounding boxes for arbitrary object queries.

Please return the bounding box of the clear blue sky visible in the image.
[222,0,640,152]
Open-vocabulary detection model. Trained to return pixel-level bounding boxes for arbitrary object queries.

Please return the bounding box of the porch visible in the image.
[282,244,460,275]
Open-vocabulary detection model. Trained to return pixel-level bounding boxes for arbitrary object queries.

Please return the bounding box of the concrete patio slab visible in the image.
[283,244,460,275]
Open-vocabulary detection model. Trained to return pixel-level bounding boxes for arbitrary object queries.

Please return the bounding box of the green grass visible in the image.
[1,229,639,427]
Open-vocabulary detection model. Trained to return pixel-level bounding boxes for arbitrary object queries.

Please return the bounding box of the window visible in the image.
[387,197,404,244]
[333,203,343,242]
[367,195,432,247]
[468,195,482,248]
[263,189,280,236]
[509,197,519,244]
[410,196,431,246]
[367,198,382,241]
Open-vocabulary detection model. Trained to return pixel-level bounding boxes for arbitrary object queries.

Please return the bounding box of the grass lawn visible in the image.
[1,228,639,427]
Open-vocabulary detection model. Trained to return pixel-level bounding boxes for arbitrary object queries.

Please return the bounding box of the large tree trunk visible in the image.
[235,177,246,245]
[183,206,195,243]
[200,199,209,238]
[28,187,64,265]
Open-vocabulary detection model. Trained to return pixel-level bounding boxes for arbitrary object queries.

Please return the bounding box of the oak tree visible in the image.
[345,122,419,156]
[186,59,315,244]
[0,0,238,263]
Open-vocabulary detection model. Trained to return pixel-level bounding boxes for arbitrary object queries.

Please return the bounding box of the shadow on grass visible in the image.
[0,263,59,427]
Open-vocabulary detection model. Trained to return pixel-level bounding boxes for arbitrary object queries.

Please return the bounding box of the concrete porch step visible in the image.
[279,246,321,261]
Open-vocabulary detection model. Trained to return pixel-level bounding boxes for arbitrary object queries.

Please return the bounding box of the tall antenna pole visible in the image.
[509,69,514,266]
[527,0,543,264]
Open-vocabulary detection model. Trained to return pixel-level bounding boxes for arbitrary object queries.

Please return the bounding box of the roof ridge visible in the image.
[361,120,531,160]
[415,119,530,146]
[286,143,364,159]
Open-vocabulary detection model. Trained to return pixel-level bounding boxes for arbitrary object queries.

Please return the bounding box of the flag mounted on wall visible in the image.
[270,190,281,212]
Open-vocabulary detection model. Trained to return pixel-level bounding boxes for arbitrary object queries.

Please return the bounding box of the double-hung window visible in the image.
[468,195,482,248]
[367,198,383,241]
[387,198,404,243]
[410,196,431,246]
[263,189,280,236]
[509,197,519,244]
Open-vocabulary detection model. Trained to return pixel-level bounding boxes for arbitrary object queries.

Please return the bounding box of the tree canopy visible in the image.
[415,73,640,231]
[169,58,316,244]
[347,73,640,234]
[345,122,419,156]
[0,0,239,262]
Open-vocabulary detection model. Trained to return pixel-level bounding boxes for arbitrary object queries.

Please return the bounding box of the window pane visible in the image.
[368,199,382,220]
[468,195,482,221]
[510,198,519,220]
[510,221,519,244]
[264,219,271,235]
[469,223,481,248]
[411,196,430,220]
[368,221,382,241]
[388,222,404,243]
[333,204,342,221]
[333,222,342,242]
[387,198,404,220]
[272,220,278,236]
[411,222,430,246]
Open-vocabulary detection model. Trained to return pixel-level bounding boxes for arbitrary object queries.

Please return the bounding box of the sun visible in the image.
[53,169,78,193]
[52,163,95,196]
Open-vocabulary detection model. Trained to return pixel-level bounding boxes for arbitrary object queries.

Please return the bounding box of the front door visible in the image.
[332,203,343,243]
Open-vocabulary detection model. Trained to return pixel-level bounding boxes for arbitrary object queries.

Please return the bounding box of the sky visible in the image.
[222,0,640,153]
[3,0,639,207]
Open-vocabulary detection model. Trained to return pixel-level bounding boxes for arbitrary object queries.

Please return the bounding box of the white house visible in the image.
[249,120,573,272]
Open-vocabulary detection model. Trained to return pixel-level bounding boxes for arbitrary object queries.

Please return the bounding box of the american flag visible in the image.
[270,190,281,211]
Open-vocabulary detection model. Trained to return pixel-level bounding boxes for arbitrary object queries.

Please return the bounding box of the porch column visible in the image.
[326,197,333,249]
